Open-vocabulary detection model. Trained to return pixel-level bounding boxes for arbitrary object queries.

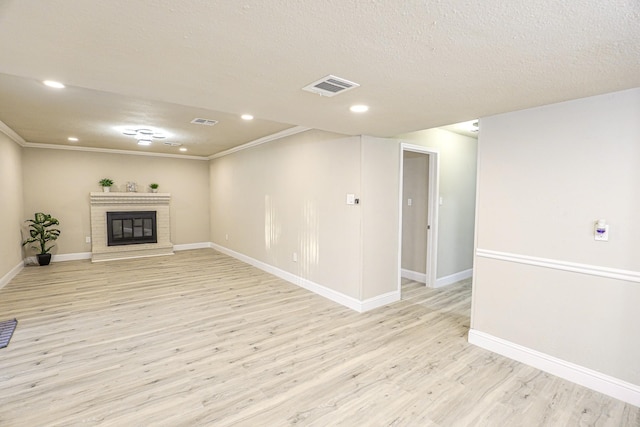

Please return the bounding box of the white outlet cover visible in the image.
[594,224,609,241]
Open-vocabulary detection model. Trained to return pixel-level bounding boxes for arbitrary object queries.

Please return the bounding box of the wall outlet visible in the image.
[225,234,229,241]
[85,236,91,243]
[594,224,609,241]
[292,252,298,262]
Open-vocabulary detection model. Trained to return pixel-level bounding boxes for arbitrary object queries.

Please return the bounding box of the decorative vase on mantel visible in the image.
[103,186,110,193]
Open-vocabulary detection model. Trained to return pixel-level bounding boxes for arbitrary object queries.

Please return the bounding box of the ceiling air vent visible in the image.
[302,75,360,97]
[163,141,182,147]
[190,118,218,126]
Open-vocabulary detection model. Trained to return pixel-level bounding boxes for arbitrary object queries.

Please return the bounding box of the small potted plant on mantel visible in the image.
[149,183,159,193]
[22,212,61,266]
[99,178,114,192]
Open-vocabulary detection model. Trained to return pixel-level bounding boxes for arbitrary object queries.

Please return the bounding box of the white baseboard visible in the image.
[0,261,24,290]
[23,244,210,265]
[210,243,398,312]
[468,329,640,407]
[401,268,426,283]
[361,291,401,312]
[435,268,473,288]
[24,252,92,265]
[53,252,92,262]
[173,242,211,251]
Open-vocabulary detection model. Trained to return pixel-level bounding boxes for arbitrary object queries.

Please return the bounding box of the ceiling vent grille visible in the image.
[190,118,218,126]
[302,75,360,97]
[163,141,182,147]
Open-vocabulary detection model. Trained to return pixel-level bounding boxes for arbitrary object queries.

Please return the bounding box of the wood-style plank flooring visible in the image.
[0,249,638,426]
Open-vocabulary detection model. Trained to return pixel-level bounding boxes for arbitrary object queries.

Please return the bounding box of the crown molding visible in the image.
[208,126,310,159]
[22,142,209,160]
[3,120,311,161]
[0,120,27,146]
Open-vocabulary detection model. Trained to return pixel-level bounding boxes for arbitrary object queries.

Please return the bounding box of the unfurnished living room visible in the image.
[0,1,639,426]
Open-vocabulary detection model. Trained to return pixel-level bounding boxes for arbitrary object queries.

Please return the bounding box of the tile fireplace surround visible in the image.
[90,192,173,262]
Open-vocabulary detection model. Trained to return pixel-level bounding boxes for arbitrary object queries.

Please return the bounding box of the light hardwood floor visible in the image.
[0,249,638,426]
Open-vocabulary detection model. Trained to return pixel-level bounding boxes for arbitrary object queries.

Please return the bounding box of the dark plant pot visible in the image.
[37,253,52,266]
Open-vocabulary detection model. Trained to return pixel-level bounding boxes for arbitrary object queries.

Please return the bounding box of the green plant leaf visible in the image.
[22,212,62,254]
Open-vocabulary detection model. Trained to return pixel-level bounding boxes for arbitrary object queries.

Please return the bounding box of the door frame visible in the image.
[398,143,439,289]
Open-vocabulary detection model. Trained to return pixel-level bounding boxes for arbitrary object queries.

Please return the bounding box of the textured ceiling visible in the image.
[0,0,638,157]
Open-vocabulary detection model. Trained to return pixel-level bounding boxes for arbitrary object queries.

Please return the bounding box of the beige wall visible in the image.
[0,133,24,278]
[395,128,477,278]
[473,88,640,385]
[401,152,429,273]
[210,130,363,298]
[21,148,210,255]
[360,136,400,299]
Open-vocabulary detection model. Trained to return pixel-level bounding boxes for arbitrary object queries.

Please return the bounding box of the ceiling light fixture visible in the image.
[43,80,65,89]
[179,147,187,152]
[67,137,78,142]
[122,127,167,145]
[350,104,369,113]
[241,114,254,121]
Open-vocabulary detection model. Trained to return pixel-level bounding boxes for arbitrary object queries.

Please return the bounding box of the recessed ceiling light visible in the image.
[241,114,254,121]
[43,80,65,89]
[67,137,78,142]
[179,147,187,152]
[137,140,152,146]
[350,104,369,113]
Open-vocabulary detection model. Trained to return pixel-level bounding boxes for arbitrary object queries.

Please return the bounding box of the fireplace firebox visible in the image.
[107,211,157,246]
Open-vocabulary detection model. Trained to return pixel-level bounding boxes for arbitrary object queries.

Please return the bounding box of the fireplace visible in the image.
[107,211,157,246]
[90,192,173,262]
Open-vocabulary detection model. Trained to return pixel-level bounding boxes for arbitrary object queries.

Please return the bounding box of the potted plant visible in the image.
[22,212,61,266]
[99,178,114,192]
[149,183,159,193]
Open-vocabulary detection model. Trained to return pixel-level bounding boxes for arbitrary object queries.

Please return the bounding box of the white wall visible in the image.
[472,88,640,386]
[209,130,364,299]
[21,148,211,255]
[209,128,475,306]
[360,136,400,299]
[395,128,477,278]
[0,132,24,282]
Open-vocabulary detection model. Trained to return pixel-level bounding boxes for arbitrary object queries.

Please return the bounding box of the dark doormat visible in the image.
[0,318,18,348]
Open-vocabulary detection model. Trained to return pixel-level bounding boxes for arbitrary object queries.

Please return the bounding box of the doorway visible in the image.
[399,144,439,293]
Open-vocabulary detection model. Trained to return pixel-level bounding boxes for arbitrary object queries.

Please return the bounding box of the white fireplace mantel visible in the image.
[90,192,171,205]
[90,192,174,262]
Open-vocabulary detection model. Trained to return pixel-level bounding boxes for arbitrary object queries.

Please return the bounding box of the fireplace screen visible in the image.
[107,211,157,246]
